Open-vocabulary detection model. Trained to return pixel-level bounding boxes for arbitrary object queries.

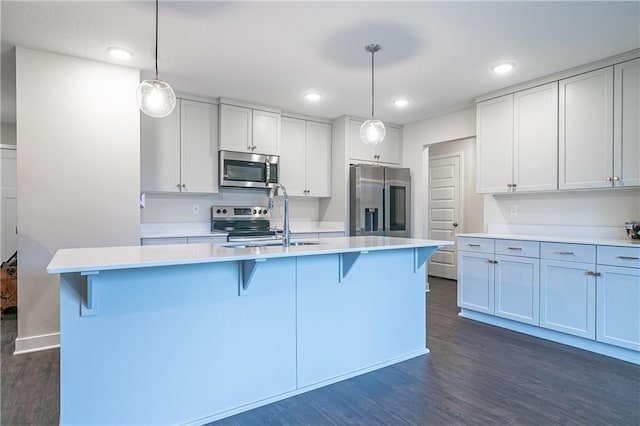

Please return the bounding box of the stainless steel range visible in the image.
[211,206,276,242]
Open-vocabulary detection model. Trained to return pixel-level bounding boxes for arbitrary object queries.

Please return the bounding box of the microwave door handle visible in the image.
[265,159,271,184]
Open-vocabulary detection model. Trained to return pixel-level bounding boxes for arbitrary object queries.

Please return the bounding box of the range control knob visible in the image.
[216,209,221,214]
[253,209,257,214]
[222,209,227,214]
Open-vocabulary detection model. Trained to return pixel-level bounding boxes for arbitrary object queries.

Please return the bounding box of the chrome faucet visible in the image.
[268,183,290,247]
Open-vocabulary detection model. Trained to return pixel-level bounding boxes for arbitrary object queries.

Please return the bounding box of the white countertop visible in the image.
[457,233,640,248]
[47,236,452,274]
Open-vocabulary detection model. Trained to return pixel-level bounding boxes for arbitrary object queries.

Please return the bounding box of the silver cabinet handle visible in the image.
[507,247,523,250]
[507,184,513,188]
[555,251,574,255]
[586,271,594,276]
[487,259,498,264]
[468,243,481,247]
[176,184,181,188]
[452,222,458,228]
[606,176,612,182]
[182,184,186,188]
[613,176,619,181]
[617,256,639,260]
[595,272,602,277]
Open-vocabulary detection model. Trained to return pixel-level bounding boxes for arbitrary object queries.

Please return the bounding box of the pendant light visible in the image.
[136,0,176,118]
[360,44,385,145]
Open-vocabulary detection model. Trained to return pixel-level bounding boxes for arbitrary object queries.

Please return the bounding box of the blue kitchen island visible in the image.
[47,236,450,425]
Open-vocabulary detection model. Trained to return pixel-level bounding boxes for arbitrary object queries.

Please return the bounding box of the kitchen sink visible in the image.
[222,241,320,249]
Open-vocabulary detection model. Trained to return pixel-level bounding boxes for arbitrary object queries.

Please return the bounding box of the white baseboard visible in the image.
[14,332,60,355]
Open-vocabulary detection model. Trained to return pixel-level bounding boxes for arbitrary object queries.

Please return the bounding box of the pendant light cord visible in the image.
[155,0,159,80]
[371,49,375,118]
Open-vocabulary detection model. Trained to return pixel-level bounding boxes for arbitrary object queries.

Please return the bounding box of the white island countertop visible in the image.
[457,233,640,248]
[48,236,452,274]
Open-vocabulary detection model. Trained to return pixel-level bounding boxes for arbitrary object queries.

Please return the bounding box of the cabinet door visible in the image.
[252,109,280,155]
[457,251,494,314]
[540,259,596,339]
[305,121,332,197]
[513,82,558,192]
[614,58,640,187]
[180,101,218,193]
[349,119,375,162]
[140,101,181,192]
[559,67,614,190]
[375,126,401,165]
[494,255,540,325]
[279,117,306,196]
[476,95,513,193]
[596,265,640,351]
[219,104,252,153]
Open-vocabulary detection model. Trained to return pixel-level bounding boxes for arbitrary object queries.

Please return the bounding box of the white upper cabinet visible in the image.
[559,67,614,190]
[180,100,219,193]
[219,104,252,153]
[348,119,401,165]
[614,58,640,187]
[513,82,559,192]
[219,103,280,155]
[280,117,331,197]
[141,99,219,193]
[141,101,181,192]
[476,94,513,193]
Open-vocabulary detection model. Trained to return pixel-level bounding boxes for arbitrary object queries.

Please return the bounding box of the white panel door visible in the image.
[559,67,614,190]
[2,192,17,260]
[476,94,513,193]
[428,154,461,280]
[140,101,181,192]
[349,119,374,162]
[305,121,332,197]
[514,82,558,192]
[596,265,640,351]
[279,117,306,196]
[219,104,252,153]
[252,110,280,155]
[540,259,596,339]
[375,126,401,165]
[180,100,218,193]
[614,58,640,187]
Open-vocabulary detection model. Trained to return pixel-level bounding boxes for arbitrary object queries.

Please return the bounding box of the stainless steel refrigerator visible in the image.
[349,164,411,238]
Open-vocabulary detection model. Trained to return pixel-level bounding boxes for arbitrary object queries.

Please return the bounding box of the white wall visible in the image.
[15,47,140,353]
[141,190,320,223]
[403,107,476,237]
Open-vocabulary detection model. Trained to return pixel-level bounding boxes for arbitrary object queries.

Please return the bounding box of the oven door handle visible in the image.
[227,235,279,243]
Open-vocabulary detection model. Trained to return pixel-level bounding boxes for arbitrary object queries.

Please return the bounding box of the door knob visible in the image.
[452,222,458,228]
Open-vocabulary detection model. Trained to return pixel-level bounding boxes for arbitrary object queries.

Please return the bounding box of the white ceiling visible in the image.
[2,1,639,125]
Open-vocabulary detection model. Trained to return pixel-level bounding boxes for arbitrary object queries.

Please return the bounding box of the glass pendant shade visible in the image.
[136,79,176,118]
[360,119,386,145]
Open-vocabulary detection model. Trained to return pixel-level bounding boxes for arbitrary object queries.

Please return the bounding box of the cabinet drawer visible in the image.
[597,245,640,268]
[541,242,595,263]
[457,237,494,254]
[495,239,540,258]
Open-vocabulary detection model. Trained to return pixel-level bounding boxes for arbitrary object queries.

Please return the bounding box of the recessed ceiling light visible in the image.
[304,92,322,101]
[492,62,515,74]
[108,47,133,60]
[393,99,409,107]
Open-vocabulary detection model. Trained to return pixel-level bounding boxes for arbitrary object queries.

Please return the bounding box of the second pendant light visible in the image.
[360,43,385,146]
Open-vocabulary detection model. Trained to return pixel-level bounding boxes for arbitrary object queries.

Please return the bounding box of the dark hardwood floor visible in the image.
[2,277,639,425]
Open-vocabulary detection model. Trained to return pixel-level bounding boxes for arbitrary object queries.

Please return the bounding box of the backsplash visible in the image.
[140,189,320,223]
[484,187,640,239]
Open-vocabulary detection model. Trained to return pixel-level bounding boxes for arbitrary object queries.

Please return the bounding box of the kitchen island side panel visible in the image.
[59,259,297,425]
[296,249,426,387]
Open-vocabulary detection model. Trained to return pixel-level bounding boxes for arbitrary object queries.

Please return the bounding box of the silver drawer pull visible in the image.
[507,247,523,250]
[467,243,481,247]
[617,256,640,260]
[555,251,574,255]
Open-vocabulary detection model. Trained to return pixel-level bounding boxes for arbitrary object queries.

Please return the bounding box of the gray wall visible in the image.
[15,47,140,353]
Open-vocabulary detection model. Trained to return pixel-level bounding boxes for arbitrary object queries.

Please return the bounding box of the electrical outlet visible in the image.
[510,203,518,216]
[192,204,200,215]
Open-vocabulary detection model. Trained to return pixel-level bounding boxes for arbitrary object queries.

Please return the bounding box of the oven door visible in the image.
[219,151,279,189]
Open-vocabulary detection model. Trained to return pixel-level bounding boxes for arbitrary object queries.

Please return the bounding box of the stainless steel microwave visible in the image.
[219,151,279,189]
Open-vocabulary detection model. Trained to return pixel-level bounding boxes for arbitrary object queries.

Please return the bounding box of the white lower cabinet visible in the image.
[495,254,540,326]
[458,235,640,363]
[540,259,596,339]
[457,251,494,314]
